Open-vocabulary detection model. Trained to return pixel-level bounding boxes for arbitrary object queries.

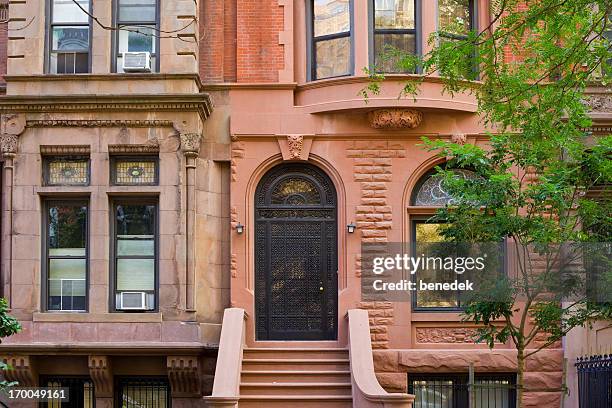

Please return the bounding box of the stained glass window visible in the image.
[412,169,479,206]
[112,157,158,185]
[45,158,89,186]
[270,177,322,205]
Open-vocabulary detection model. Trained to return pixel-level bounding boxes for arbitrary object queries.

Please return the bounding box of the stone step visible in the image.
[241,370,351,383]
[243,348,349,360]
[240,382,352,396]
[241,358,350,371]
[238,395,353,408]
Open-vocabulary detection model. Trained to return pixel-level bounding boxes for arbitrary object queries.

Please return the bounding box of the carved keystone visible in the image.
[167,356,201,397]
[1,355,37,386]
[368,109,423,129]
[88,355,113,397]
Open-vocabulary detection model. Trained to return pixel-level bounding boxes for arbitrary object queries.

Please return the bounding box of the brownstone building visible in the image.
[0,1,610,407]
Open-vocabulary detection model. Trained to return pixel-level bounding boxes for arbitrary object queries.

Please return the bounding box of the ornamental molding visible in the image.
[287,135,304,159]
[27,119,175,128]
[368,109,423,129]
[1,355,37,386]
[40,145,91,155]
[88,355,113,397]
[415,327,490,344]
[583,93,612,113]
[180,133,202,156]
[451,133,467,145]
[0,94,213,122]
[167,356,201,397]
[108,144,160,154]
[1,113,26,135]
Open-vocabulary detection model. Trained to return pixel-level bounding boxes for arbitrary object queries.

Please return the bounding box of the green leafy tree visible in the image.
[365,1,612,406]
[0,298,21,393]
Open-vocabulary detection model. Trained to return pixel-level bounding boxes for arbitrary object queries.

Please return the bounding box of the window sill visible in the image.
[106,186,161,195]
[33,312,163,323]
[36,186,94,196]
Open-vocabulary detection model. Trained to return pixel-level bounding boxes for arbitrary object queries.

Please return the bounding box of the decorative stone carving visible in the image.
[368,109,423,129]
[180,133,202,156]
[451,133,467,145]
[582,93,612,112]
[40,145,91,155]
[26,119,175,128]
[108,144,160,154]
[287,135,304,159]
[1,355,37,386]
[0,134,19,155]
[415,327,486,344]
[167,356,201,397]
[88,355,113,397]
[1,113,26,135]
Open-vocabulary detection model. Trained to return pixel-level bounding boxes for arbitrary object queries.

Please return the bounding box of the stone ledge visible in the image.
[33,312,163,323]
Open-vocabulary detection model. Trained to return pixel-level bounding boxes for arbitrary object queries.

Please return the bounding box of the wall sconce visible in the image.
[236,223,244,234]
[347,223,356,233]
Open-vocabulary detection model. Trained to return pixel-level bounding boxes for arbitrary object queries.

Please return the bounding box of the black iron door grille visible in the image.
[255,163,338,340]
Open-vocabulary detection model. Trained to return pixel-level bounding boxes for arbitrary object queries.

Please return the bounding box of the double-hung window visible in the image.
[113,201,157,311]
[309,0,352,80]
[114,0,159,72]
[48,0,91,73]
[372,0,417,72]
[438,0,475,41]
[44,200,88,311]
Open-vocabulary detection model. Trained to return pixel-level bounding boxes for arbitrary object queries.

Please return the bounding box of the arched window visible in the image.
[412,168,479,206]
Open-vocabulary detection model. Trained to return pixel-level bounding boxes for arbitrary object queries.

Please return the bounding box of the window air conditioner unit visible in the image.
[118,292,148,310]
[123,52,151,72]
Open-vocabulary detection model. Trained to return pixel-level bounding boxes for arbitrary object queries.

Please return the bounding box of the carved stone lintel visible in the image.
[1,114,26,136]
[180,133,203,156]
[167,356,201,397]
[108,144,160,154]
[40,145,91,155]
[88,355,113,397]
[368,109,423,129]
[287,135,303,159]
[1,355,37,386]
[451,133,467,145]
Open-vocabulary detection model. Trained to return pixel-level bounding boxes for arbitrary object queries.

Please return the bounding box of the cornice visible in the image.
[0,94,213,122]
[201,82,298,91]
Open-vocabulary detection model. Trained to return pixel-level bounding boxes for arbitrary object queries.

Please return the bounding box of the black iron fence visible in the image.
[408,373,517,408]
[576,354,612,408]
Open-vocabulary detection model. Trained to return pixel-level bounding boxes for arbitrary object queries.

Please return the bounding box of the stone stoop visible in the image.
[238,348,353,407]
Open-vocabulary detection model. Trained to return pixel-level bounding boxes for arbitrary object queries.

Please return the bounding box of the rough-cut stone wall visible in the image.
[347,140,406,349]
[374,349,564,408]
[236,0,284,82]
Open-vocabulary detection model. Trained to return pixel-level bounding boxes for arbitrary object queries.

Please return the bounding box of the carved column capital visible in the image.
[368,108,423,129]
[180,133,203,157]
[1,355,37,386]
[167,356,201,397]
[88,355,113,397]
[0,114,26,158]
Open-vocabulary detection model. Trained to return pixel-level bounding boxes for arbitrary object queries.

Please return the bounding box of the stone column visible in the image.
[89,356,113,408]
[180,133,202,311]
[0,113,25,307]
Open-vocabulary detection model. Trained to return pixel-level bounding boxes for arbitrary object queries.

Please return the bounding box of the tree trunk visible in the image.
[517,347,525,408]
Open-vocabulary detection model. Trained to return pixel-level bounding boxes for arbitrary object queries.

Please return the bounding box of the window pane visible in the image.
[411,379,454,408]
[52,0,89,23]
[439,0,471,36]
[374,32,416,72]
[118,26,155,54]
[46,159,89,185]
[315,36,351,79]
[413,169,479,206]
[117,238,154,256]
[313,0,350,37]
[375,0,414,29]
[50,52,89,74]
[113,159,158,185]
[415,223,445,242]
[48,204,87,251]
[475,378,511,408]
[49,259,86,279]
[116,204,156,236]
[116,259,155,291]
[52,26,89,51]
[118,0,156,22]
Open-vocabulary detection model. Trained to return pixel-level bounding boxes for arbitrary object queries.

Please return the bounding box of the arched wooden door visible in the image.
[255,163,338,340]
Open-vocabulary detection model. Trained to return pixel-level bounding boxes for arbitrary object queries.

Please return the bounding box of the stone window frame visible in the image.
[368,0,422,73]
[115,376,171,407]
[45,0,93,74]
[306,0,355,81]
[42,198,90,313]
[110,155,160,186]
[109,197,160,313]
[111,0,161,73]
